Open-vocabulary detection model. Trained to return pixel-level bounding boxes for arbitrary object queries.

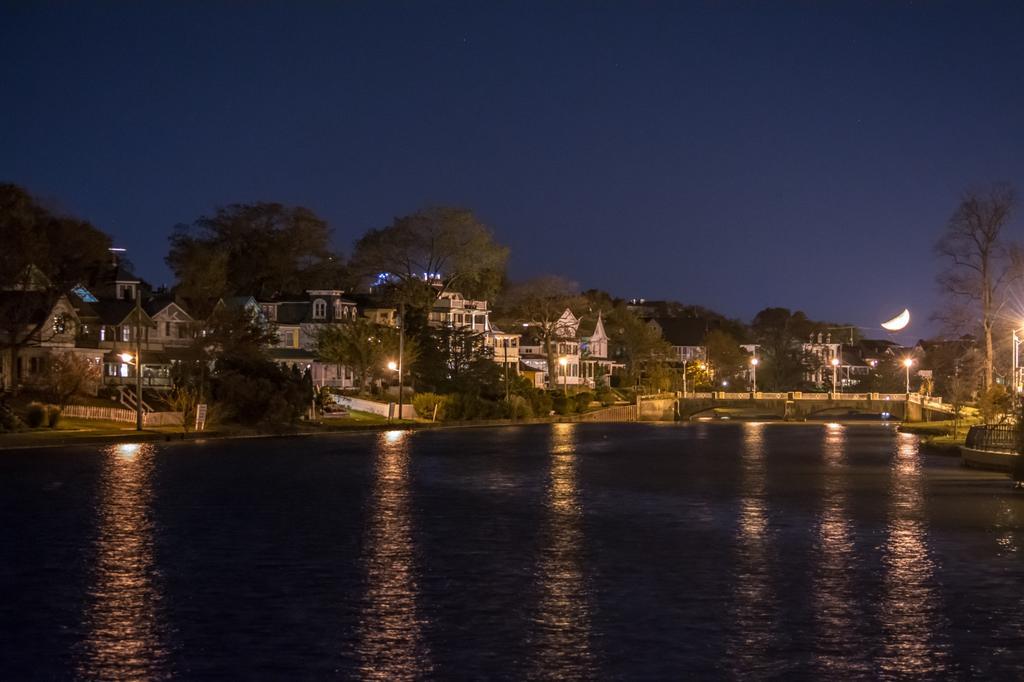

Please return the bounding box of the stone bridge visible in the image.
[635,391,954,422]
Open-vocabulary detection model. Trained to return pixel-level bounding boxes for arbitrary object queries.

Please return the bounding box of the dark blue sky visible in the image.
[3,2,1023,340]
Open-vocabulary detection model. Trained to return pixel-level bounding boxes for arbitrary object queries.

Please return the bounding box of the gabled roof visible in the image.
[144,298,192,319]
[857,338,901,356]
[89,299,150,325]
[578,311,608,340]
[0,290,70,325]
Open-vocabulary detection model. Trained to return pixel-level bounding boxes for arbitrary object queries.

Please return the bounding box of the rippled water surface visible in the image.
[2,423,1024,679]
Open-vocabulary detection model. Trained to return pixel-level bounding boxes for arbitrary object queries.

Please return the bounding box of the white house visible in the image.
[428,291,490,333]
[519,308,585,389]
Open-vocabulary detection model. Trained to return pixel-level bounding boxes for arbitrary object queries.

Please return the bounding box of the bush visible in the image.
[25,402,47,428]
[596,386,616,406]
[0,400,22,432]
[504,395,534,420]
[212,357,309,426]
[552,395,574,416]
[412,392,447,421]
[530,390,553,416]
[445,394,503,421]
[574,391,594,413]
[46,405,61,428]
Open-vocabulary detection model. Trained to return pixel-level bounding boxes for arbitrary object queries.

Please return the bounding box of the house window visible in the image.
[53,313,68,335]
[313,299,327,319]
[99,326,106,341]
[121,326,130,342]
[165,321,172,336]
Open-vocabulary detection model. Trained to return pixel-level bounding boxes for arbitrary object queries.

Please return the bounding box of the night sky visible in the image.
[4,2,1024,341]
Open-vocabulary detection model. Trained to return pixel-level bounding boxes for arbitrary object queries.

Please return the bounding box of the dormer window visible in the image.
[313,299,327,320]
[53,313,68,335]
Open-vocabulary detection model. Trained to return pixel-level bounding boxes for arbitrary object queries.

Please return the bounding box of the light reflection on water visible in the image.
[879,433,950,677]
[530,422,595,678]
[77,442,169,680]
[357,430,431,680]
[727,422,779,676]
[811,423,865,675]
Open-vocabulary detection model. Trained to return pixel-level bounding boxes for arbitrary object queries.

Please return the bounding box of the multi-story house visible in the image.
[259,290,361,388]
[0,284,96,391]
[429,291,490,332]
[579,312,623,386]
[519,308,585,389]
[426,290,522,375]
[484,326,520,376]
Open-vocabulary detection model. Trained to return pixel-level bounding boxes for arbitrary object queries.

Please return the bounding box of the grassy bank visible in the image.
[899,420,971,456]
[0,410,419,450]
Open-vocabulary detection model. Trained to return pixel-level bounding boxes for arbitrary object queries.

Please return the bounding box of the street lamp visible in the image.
[750,357,759,393]
[386,360,399,421]
[902,357,914,394]
[558,356,568,396]
[830,356,840,395]
[119,352,143,431]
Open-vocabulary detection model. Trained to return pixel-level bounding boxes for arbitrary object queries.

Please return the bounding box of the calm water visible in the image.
[2,423,1023,679]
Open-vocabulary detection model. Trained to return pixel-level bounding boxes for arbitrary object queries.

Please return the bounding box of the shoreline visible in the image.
[0,416,915,451]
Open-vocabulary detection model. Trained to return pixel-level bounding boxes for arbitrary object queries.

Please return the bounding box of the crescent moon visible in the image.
[881,308,910,331]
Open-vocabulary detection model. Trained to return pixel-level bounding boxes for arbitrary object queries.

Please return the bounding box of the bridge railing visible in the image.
[965,424,1018,453]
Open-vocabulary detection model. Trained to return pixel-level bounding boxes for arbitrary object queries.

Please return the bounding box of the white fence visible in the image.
[63,404,183,426]
[333,394,418,419]
[63,405,136,422]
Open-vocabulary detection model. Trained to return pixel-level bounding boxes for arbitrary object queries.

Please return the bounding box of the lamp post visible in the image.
[119,352,143,431]
[681,359,688,398]
[830,356,840,395]
[903,357,914,394]
[387,360,399,422]
[750,357,759,393]
[558,356,568,396]
[397,301,405,421]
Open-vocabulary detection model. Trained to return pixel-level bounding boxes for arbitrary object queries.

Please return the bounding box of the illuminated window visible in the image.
[121,326,130,342]
[313,299,326,319]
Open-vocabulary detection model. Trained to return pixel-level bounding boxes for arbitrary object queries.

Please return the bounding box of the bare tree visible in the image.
[42,352,100,407]
[935,184,1021,389]
[498,276,583,389]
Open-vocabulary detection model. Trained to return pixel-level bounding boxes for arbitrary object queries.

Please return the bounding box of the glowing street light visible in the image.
[558,356,568,396]
[119,352,134,364]
[902,357,914,394]
[830,356,840,395]
[750,356,759,393]
[387,360,398,372]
